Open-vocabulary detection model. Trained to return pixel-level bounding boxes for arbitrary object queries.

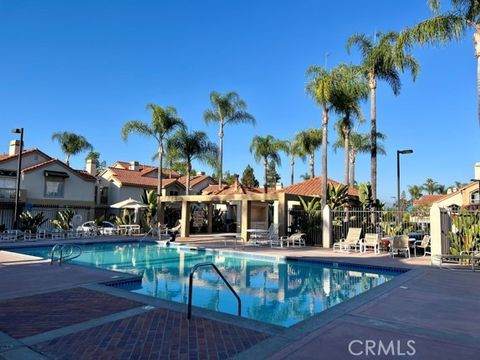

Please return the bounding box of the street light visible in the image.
[397,149,413,212]
[12,128,24,229]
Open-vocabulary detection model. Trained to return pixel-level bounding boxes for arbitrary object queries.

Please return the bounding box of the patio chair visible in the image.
[391,235,410,259]
[256,223,279,246]
[333,228,362,252]
[276,232,306,248]
[413,235,431,257]
[361,233,380,254]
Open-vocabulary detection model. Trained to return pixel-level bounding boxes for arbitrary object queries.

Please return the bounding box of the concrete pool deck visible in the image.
[0,237,479,359]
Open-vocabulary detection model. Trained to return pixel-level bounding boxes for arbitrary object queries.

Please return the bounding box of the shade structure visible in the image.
[110,198,148,209]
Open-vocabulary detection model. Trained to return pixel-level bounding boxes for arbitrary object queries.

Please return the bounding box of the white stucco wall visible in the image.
[21,162,95,205]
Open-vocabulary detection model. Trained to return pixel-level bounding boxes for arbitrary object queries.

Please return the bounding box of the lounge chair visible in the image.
[333,228,362,252]
[274,232,306,248]
[361,233,380,254]
[252,224,279,246]
[413,235,431,257]
[391,235,410,259]
[434,251,480,271]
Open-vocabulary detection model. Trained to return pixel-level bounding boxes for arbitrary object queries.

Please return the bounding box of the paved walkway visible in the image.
[1,238,479,359]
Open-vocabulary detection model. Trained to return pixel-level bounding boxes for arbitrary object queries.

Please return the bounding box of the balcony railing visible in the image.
[0,188,25,201]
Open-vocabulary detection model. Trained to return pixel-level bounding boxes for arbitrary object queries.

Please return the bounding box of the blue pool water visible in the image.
[11,242,400,327]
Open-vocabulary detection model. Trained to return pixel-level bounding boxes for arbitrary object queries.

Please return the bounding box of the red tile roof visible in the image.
[413,194,447,206]
[107,167,184,189]
[177,175,215,188]
[113,161,180,178]
[279,177,358,197]
[22,159,96,182]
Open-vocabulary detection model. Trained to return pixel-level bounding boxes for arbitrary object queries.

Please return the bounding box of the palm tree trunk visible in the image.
[349,151,356,187]
[343,125,350,187]
[218,123,224,188]
[321,106,328,208]
[65,154,70,166]
[474,30,480,124]
[309,152,315,179]
[264,158,268,193]
[169,160,173,179]
[158,143,163,226]
[290,157,295,185]
[369,73,377,205]
[186,161,191,196]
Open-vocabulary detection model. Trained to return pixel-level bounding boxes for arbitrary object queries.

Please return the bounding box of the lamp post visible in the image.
[12,128,24,229]
[397,149,413,213]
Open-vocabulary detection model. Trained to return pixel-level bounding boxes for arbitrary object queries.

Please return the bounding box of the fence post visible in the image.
[430,204,442,265]
[322,205,331,248]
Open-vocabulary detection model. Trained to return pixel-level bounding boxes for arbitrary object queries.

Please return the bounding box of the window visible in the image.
[44,177,65,198]
[0,177,15,189]
[471,190,480,205]
[169,190,179,196]
[100,187,108,205]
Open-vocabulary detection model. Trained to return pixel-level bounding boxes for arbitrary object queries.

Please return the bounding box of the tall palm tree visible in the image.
[204,91,255,187]
[423,178,440,195]
[408,185,424,200]
[399,0,480,123]
[51,131,93,166]
[121,104,185,218]
[167,129,218,195]
[295,129,322,179]
[282,138,303,185]
[333,130,386,186]
[332,67,369,186]
[306,65,336,208]
[249,135,287,193]
[347,32,419,204]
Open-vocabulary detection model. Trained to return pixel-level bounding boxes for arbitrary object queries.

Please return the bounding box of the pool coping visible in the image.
[1,239,424,357]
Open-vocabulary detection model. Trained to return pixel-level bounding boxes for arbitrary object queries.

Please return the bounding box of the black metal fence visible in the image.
[288,209,323,246]
[331,209,430,243]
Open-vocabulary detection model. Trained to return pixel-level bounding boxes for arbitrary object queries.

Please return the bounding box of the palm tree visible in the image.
[85,151,106,173]
[204,91,255,187]
[347,32,419,204]
[121,104,185,219]
[408,185,424,200]
[332,67,369,186]
[300,173,311,181]
[399,0,480,123]
[333,131,386,186]
[295,129,322,179]
[51,131,93,166]
[249,135,287,193]
[423,178,440,195]
[282,138,302,185]
[167,129,218,195]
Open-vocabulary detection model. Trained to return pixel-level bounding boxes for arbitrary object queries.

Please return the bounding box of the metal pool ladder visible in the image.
[187,262,241,320]
[50,244,82,266]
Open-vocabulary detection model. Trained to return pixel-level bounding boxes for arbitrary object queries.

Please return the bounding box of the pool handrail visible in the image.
[50,244,82,266]
[187,262,241,320]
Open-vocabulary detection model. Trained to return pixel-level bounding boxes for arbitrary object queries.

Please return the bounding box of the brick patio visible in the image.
[32,307,269,360]
[0,287,142,338]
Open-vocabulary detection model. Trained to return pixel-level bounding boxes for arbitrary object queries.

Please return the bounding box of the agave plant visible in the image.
[113,210,134,226]
[18,211,48,232]
[449,210,480,255]
[141,189,158,225]
[51,209,75,230]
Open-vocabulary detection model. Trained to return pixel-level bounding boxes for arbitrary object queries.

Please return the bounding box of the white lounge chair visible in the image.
[361,233,380,254]
[413,235,431,257]
[391,235,410,259]
[333,228,362,252]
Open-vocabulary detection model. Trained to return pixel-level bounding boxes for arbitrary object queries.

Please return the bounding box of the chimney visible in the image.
[475,162,480,180]
[129,161,139,171]
[9,140,22,156]
[276,182,283,190]
[86,158,97,175]
[233,174,240,191]
[447,188,452,194]
[198,171,205,176]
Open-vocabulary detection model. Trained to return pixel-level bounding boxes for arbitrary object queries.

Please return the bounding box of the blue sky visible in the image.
[0,0,479,202]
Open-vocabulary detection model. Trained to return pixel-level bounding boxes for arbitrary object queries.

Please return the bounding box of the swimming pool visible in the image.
[11,241,402,327]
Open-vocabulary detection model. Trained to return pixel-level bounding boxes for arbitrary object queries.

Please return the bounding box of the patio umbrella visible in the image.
[110,198,148,223]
